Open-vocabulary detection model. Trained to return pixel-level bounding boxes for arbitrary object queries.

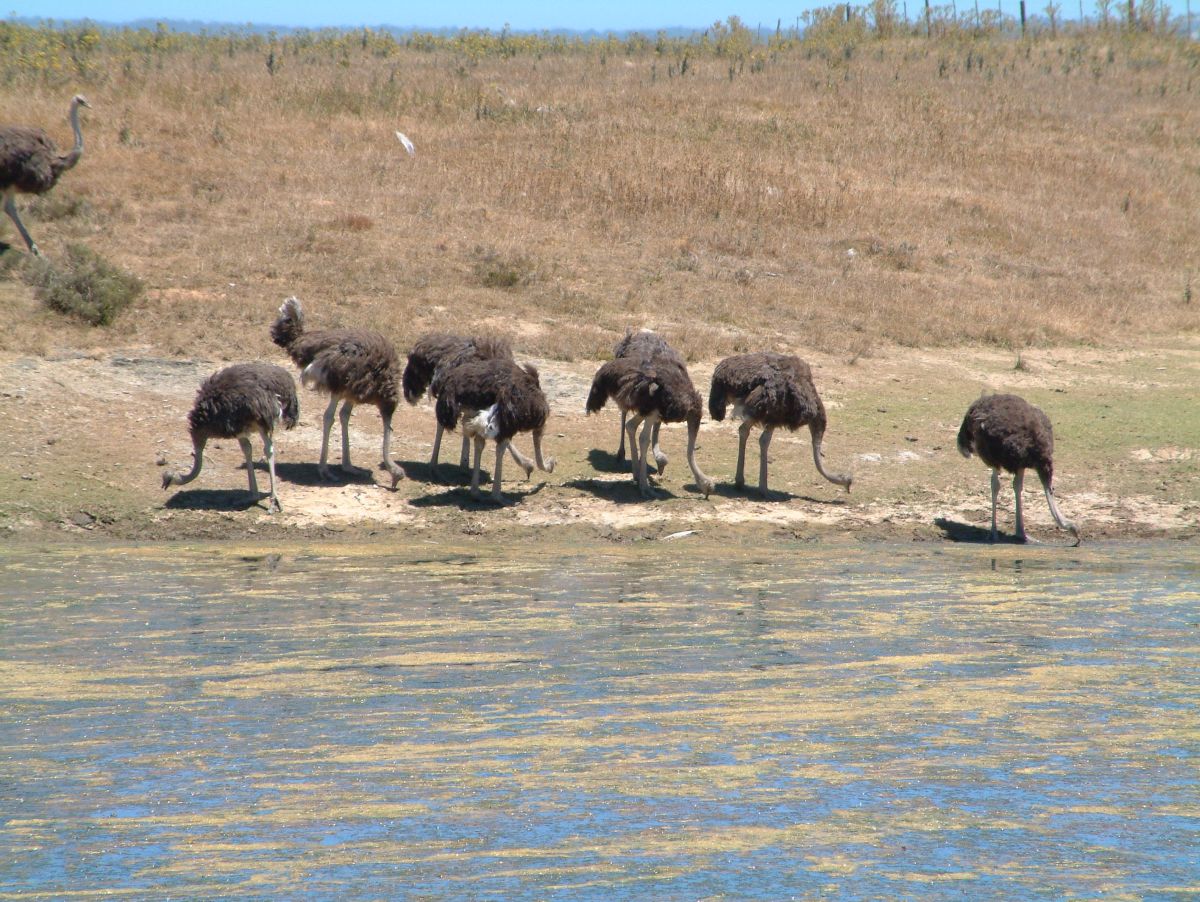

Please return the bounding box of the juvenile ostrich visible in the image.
[0,95,90,256]
[434,357,556,503]
[403,332,534,480]
[708,352,853,498]
[586,355,715,499]
[270,296,405,487]
[609,328,683,471]
[162,363,299,513]
[957,393,1080,545]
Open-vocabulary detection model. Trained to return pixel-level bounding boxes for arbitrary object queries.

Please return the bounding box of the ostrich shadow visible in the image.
[564,476,687,504]
[272,461,377,487]
[586,448,632,474]
[398,458,474,485]
[163,488,266,512]
[408,481,546,509]
[934,516,1023,543]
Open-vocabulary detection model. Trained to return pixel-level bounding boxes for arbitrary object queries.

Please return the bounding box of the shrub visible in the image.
[25,244,143,326]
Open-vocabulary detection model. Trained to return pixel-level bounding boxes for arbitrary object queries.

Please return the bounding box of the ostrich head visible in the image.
[72,95,92,110]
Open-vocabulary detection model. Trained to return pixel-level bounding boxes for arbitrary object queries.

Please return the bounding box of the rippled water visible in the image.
[1,540,1196,898]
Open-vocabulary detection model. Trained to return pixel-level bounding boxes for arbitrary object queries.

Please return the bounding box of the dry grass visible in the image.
[1,29,1198,361]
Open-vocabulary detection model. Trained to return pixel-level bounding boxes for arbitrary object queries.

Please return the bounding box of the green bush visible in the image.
[25,244,143,326]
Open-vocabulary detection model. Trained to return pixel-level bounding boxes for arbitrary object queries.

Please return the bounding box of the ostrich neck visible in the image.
[56,102,85,172]
[809,425,848,487]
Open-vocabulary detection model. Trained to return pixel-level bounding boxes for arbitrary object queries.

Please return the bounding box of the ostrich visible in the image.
[402,332,536,481]
[586,355,715,499]
[609,328,683,472]
[270,296,405,487]
[957,393,1080,545]
[708,352,853,498]
[434,357,556,503]
[162,363,299,513]
[0,95,90,257]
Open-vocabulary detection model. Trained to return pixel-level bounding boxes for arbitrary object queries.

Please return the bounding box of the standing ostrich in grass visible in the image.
[162,363,299,513]
[708,352,852,499]
[270,296,405,488]
[434,357,556,503]
[957,393,1080,545]
[609,328,683,471]
[403,332,535,481]
[586,355,714,500]
[0,95,90,257]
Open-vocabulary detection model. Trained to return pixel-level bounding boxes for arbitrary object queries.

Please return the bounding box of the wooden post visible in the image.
[925,0,932,34]
[845,3,852,22]
[1020,0,1027,32]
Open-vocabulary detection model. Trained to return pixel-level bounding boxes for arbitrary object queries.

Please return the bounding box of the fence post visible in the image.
[925,0,932,35]
[1019,0,1027,33]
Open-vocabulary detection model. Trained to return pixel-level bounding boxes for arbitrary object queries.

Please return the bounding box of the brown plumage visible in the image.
[586,355,714,499]
[434,357,556,502]
[708,352,852,497]
[609,328,682,468]
[270,296,404,487]
[162,363,299,512]
[403,332,524,479]
[1,95,90,256]
[957,393,1080,544]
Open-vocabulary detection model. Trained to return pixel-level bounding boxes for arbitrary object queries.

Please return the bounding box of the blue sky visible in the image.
[13,1,834,31]
[13,0,1178,31]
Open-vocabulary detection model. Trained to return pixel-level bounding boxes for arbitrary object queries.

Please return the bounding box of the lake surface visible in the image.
[1,539,1196,899]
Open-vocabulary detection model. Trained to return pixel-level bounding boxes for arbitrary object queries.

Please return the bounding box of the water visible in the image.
[1,540,1196,898]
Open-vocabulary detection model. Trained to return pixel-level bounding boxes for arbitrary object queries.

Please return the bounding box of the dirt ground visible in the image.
[1,332,1196,547]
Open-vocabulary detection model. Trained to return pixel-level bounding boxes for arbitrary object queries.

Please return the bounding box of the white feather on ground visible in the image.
[395,131,415,155]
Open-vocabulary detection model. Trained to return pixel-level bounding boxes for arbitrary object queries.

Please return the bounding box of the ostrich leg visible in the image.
[237,436,260,498]
[625,413,644,477]
[338,400,361,475]
[317,396,339,481]
[757,426,775,497]
[1013,469,1029,543]
[260,427,281,512]
[489,439,509,503]
[468,435,486,499]
[4,194,39,256]
[636,419,657,499]
[735,421,752,489]
[989,468,1001,542]
[617,410,628,462]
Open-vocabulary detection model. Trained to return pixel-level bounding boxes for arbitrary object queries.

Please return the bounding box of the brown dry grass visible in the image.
[1,31,1198,362]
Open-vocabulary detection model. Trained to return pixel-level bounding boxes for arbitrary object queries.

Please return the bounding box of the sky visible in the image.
[11,1,841,31]
[18,0,1190,32]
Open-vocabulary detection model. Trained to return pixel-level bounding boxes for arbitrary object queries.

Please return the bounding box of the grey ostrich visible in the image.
[586,355,714,499]
[0,95,90,257]
[434,357,556,503]
[609,328,683,472]
[402,332,536,481]
[270,296,405,487]
[957,393,1080,545]
[162,363,299,513]
[708,352,852,498]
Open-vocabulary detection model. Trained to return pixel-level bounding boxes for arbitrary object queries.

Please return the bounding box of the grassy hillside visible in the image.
[1,23,1198,362]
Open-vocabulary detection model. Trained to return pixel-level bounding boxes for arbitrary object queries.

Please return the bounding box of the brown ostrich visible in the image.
[402,332,535,481]
[708,352,852,498]
[957,393,1080,545]
[0,95,90,256]
[586,355,714,499]
[434,357,556,503]
[608,328,683,471]
[270,296,404,487]
[162,363,299,513]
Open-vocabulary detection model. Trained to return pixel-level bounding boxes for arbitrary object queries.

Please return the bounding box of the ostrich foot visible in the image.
[318,464,339,482]
[734,477,745,490]
[341,463,371,479]
[469,486,505,505]
[263,494,282,514]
